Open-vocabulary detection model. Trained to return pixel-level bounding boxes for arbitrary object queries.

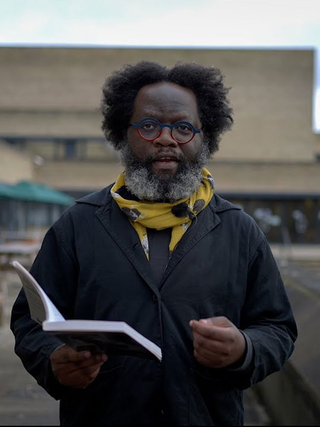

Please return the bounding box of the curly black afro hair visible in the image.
[100,61,233,155]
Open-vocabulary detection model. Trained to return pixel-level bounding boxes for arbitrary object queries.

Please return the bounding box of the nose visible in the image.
[152,127,178,147]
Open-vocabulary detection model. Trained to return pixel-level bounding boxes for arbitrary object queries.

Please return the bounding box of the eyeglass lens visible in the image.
[139,120,194,143]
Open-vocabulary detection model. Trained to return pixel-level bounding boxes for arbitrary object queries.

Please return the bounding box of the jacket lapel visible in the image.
[95,201,161,296]
[84,188,239,295]
[161,204,221,285]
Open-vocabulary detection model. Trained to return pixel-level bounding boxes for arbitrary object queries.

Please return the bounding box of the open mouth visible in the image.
[152,157,179,171]
[155,157,178,162]
[150,151,182,172]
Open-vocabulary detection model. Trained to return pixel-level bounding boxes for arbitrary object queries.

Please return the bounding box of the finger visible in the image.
[76,360,105,375]
[193,333,225,352]
[190,316,233,329]
[57,360,105,388]
[71,361,105,387]
[190,320,228,341]
[61,354,108,375]
[53,345,108,365]
[79,366,102,389]
[52,345,92,364]
[194,349,226,368]
[52,352,107,380]
[70,351,107,364]
[74,353,108,367]
[206,316,233,327]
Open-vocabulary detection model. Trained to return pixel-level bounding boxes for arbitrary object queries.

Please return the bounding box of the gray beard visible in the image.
[120,144,210,203]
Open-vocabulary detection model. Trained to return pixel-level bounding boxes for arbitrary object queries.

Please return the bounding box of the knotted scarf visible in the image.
[111,168,214,259]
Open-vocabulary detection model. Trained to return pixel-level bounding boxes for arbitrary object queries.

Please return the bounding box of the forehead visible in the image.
[132,82,200,122]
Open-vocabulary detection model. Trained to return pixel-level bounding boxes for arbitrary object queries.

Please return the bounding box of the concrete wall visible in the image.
[0,47,315,163]
[33,160,121,190]
[208,160,320,194]
[33,158,320,194]
[22,139,117,161]
[0,141,33,184]
[0,111,101,138]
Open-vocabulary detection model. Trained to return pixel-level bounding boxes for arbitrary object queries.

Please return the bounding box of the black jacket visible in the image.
[11,187,297,426]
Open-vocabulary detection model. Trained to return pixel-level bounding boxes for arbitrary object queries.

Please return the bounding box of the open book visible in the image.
[11,260,162,361]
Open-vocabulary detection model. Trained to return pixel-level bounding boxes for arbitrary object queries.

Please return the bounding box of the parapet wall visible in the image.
[254,361,320,426]
[254,271,320,425]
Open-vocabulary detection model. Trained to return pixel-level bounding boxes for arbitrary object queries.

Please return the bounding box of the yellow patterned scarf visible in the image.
[111,168,214,259]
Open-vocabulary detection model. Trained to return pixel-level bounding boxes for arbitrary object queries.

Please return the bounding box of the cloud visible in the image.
[0,0,319,46]
[6,11,51,36]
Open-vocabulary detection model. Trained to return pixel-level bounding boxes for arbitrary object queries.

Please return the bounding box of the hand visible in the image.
[189,316,246,368]
[50,345,108,389]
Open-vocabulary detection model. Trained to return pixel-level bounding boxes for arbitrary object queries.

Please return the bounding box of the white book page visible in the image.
[123,323,162,361]
[43,320,162,361]
[11,261,65,323]
[11,261,162,361]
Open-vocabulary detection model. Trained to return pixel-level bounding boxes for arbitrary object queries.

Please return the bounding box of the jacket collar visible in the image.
[75,186,241,294]
[76,185,241,214]
[209,193,242,213]
[75,185,113,207]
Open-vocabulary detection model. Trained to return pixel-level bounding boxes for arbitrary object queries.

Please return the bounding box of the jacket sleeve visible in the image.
[10,221,79,400]
[239,232,297,387]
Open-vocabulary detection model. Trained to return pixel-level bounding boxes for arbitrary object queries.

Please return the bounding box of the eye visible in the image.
[141,120,157,130]
[175,123,192,133]
[138,119,160,139]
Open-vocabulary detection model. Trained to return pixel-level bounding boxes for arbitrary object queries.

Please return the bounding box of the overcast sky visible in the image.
[0,0,319,130]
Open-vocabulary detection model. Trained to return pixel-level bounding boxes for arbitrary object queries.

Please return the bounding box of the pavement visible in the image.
[0,270,59,426]
[0,327,59,426]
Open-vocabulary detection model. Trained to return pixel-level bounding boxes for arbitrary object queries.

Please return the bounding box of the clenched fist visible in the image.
[189,316,246,368]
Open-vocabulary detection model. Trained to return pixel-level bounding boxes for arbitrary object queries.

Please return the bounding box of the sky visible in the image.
[0,0,319,130]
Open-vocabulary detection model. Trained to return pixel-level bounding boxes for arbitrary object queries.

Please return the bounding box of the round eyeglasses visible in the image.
[130,117,201,144]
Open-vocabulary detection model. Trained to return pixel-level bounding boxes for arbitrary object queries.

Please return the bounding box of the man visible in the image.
[11,61,297,426]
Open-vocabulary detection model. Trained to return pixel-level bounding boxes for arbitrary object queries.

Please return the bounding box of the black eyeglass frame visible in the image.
[129,117,201,144]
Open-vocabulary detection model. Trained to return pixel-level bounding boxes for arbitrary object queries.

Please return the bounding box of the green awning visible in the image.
[0,181,74,206]
[0,183,27,200]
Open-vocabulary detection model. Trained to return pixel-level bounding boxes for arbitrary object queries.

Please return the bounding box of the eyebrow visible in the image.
[141,110,193,122]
